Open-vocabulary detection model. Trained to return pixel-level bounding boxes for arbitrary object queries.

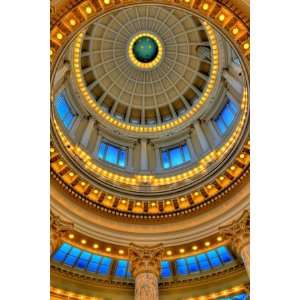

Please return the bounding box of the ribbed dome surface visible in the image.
[80,5,212,125]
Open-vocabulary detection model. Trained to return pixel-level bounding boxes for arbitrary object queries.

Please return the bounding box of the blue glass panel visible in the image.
[63,113,74,129]
[182,144,191,162]
[217,246,233,263]
[64,254,78,267]
[228,100,238,114]
[118,150,126,167]
[56,95,68,119]
[55,93,75,129]
[186,256,199,273]
[60,243,72,253]
[90,254,102,263]
[218,293,248,300]
[161,151,170,169]
[76,258,89,269]
[176,259,188,275]
[160,261,172,278]
[197,254,211,271]
[105,145,118,164]
[98,143,106,159]
[207,250,222,268]
[87,261,99,273]
[52,249,67,262]
[170,147,183,167]
[80,251,91,261]
[102,257,112,266]
[216,117,227,134]
[99,264,110,275]
[222,106,235,127]
[75,251,91,269]
[115,260,128,277]
[69,247,81,257]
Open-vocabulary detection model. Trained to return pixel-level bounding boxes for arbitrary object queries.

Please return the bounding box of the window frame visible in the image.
[55,91,76,130]
[214,98,239,136]
[97,141,128,168]
[160,142,191,170]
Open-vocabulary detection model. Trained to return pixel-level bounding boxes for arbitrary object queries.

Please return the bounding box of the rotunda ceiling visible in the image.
[50,1,249,220]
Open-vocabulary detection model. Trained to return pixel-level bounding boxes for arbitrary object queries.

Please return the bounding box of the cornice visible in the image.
[51,173,249,246]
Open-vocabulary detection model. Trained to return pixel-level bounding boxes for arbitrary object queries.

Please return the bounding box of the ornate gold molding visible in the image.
[128,243,164,278]
[50,212,74,253]
[219,209,250,276]
[219,209,249,254]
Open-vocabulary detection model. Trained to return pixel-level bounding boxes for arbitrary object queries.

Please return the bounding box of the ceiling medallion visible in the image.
[128,32,163,70]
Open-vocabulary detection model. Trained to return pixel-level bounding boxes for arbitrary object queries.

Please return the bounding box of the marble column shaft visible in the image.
[128,243,164,300]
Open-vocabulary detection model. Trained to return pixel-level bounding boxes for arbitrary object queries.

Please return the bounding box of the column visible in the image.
[50,212,73,254]
[128,244,164,300]
[53,61,70,89]
[140,139,148,171]
[186,136,197,161]
[154,145,162,172]
[81,117,96,148]
[69,115,82,140]
[219,210,250,277]
[223,69,243,95]
[193,121,210,153]
[207,121,221,146]
[127,145,134,172]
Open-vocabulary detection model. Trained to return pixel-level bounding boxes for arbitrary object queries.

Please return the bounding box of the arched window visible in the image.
[215,99,238,135]
[55,92,75,129]
[98,141,127,168]
[161,143,191,169]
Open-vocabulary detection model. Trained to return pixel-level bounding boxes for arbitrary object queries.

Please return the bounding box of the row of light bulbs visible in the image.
[67,233,223,257]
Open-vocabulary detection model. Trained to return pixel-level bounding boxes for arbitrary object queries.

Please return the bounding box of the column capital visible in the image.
[219,210,250,254]
[128,243,164,278]
[50,212,74,254]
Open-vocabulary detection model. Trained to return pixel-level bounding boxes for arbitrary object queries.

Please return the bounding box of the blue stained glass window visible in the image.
[170,147,184,167]
[214,98,239,135]
[161,151,170,169]
[216,118,227,134]
[182,144,191,161]
[218,293,248,300]
[186,256,199,273]
[87,259,100,273]
[97,142,127,168]
[98,257,112,276]
[52,243,113,277]
[55,92,75,129]
[98,143,106,159]
[173,246,235,277]
[207,250,222,268]
[160,261,172,278]
[176,259,188,275]
[118,150,126,168]
[161,143,191,169]
[217,246,233,263]
[197,253,211,271]
[222,108,235,127]
[75,251,91,269]
[115,260,129,277]
[52,242,71,262]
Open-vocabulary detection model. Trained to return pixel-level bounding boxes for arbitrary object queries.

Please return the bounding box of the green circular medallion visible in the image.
[132,36,159,63]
